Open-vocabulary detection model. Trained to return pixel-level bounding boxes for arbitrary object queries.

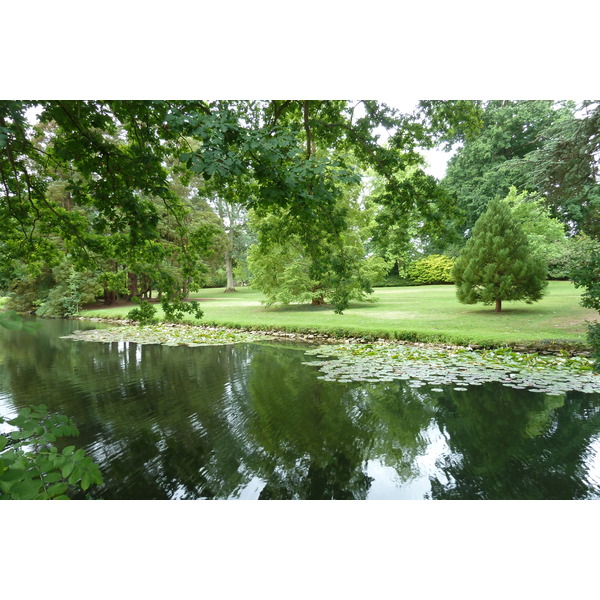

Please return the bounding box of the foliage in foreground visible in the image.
[453,198,547,312]
[0,406,102,499]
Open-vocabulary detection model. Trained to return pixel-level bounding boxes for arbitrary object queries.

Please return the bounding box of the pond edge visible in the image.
[72,316,592,357]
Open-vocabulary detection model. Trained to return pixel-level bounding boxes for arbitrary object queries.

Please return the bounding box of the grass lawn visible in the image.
[78,281,598,348]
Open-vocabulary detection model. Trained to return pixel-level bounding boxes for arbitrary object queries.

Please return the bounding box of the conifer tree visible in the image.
[453,199,547,312]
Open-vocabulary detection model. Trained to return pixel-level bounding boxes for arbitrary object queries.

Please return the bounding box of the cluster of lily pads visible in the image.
[301,343,600,396]
[62,324,271,347]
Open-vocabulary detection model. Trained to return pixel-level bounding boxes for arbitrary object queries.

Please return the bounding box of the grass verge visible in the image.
[78,281,598,351]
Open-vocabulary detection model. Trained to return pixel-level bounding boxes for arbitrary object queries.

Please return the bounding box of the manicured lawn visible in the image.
[79,281,598,348]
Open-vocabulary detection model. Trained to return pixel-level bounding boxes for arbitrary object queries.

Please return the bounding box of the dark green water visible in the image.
[2,317,600,499]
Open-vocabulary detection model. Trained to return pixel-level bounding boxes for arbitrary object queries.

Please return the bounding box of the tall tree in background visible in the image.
[453,199,547,312]
[206,179,253,293]
[442,100,575,239]
[520,100,600,239]
[520,101,600,367]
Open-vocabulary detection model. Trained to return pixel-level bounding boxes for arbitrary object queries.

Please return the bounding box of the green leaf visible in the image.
[0,436,7,451]
[81,472,91,491]
[11,479,43,499]
[61,462,74,479]
[36,458,56,473]
[43,472,62,484]
[62,445,76,456]
[47,482,69,498]
[68,465,82,485]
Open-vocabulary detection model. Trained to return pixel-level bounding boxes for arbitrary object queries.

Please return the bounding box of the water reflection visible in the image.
[1,318,600,499]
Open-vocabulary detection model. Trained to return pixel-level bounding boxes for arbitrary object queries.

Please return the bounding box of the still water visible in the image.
[2,317,600,499]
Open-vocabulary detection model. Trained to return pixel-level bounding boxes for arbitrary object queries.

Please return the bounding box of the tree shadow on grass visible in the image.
[462,307,549,316]
[265,303,336,313]
[264,301,378,313]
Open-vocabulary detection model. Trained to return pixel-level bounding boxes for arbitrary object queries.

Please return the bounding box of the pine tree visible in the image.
[453,199,547,312]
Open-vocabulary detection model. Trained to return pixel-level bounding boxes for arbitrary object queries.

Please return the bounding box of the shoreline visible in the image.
[74,315,593,357]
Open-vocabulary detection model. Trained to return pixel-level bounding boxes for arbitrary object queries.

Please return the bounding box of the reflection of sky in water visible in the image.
[233,476,267,500]
[583,434,600,498]
[367,423,453,499]
[0,393,17,432]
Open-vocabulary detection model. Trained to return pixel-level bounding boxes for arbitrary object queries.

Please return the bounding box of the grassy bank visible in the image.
[78,281,598,350]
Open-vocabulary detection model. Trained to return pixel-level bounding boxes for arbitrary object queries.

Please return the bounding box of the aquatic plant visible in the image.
[302,343,600,396]
[62,324,272,347]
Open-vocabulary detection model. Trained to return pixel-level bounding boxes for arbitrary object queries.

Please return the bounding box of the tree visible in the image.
[568,235,600,369]
[363,163,459,277]
[442,100,575,238]
[518,101,600,367]
[453,198,547,312]
[520,100,600,239]
[502,186,567,263]
[205,179,253,293]
[246,179,389,310]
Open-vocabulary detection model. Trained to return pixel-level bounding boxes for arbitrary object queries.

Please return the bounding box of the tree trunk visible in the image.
[495,298,502,312]
[128,272,138,299]
[224,251,236,293]
[311,286,326,305]
[103,287,115,305]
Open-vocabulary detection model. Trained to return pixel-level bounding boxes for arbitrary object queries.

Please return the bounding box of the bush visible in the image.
[36,269,100,317]
[203,268,227,288]
[160,297,204,323]
[372,274,420,287]
[407,255,455,285]
[127,299,159,325]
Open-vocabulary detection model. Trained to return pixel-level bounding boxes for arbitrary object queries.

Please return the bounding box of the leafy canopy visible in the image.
[1,100,482,313]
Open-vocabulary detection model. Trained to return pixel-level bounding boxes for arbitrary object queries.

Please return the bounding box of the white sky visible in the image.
[376,98,456,179]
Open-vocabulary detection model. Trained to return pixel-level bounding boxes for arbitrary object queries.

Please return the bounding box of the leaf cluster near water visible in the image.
[0,405,103,499]
[301,343,600,396]
[62,324,272,347]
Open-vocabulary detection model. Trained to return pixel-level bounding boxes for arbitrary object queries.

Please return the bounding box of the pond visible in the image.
[1,317,600,499]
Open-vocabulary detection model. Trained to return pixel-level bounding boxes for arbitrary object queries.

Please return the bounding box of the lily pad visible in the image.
[299,341,600,396]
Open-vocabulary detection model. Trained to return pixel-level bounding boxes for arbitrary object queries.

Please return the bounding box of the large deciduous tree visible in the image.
[247,175,389,310]
[442,100,575,238]
[520,101,600,367]
[453,198,547,312]
[520,100,600,239]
